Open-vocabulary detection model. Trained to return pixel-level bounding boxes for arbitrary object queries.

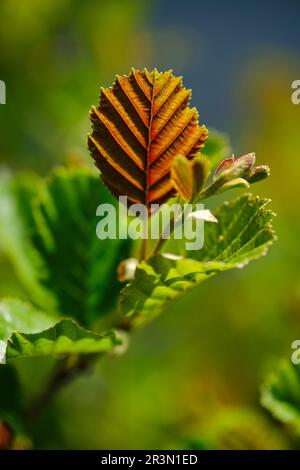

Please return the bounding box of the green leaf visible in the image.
[7,320,124,360]
[121,194,276,320]
[121,256,211,321]
[261,360,300,435]
[216,177,250,194]
[188,408,287,450]
[0,168,132,325]
[0,298,57,363]
[170,155,210,202]
[189,193,276,266]
[0,298,125,362]
[0,173,50,305]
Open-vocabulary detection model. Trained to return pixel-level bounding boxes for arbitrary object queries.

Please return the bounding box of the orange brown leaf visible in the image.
[88,68,208,209]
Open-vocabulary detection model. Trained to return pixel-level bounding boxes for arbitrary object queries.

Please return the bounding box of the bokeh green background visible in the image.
[0,0,300,449]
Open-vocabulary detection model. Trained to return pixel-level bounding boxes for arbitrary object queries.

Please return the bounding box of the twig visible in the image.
[25,355,97,422]
[151,196,182,256]
[140,237,148,260]
[139,216,149,260]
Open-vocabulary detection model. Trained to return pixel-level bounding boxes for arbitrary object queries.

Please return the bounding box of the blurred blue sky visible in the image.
[146,0,300,136]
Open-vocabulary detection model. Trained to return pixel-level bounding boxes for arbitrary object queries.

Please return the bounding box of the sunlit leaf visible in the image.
[0,299,57,363]
[261,360,300,435]
[121,194,276,320]
[190,193,275,265]
[7,320,124,360]
[88,68,208,209]
[170,155,210,202]
[189,409,288,450]
[0,168,132,324]
[216,177,250,194]
[0,173,49,305]
[0,298,125,362]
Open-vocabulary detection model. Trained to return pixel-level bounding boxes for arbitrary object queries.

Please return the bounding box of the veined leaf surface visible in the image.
[89,68,208,209]
[7,319,124,360]
[0,168,132,325]
[261,360,300,435]
[0,299,57,363]
[121,194,276,320]
[0,299,125,362]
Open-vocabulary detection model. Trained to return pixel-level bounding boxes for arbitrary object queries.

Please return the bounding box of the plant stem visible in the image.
[194,175,227,202]
[140,237,148,260]
[26,184,225,421]
[139,216,149,260]
[151,196,182,257]
[25,355,97,422]
[152,211,175,256]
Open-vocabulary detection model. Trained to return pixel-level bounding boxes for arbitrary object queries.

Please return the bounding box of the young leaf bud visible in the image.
[117,258,138,282]
[214,155,235,179]
[217,177,250,194]
[214,153,256,180]
[245,165,270,184]
[170,155,211,202]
